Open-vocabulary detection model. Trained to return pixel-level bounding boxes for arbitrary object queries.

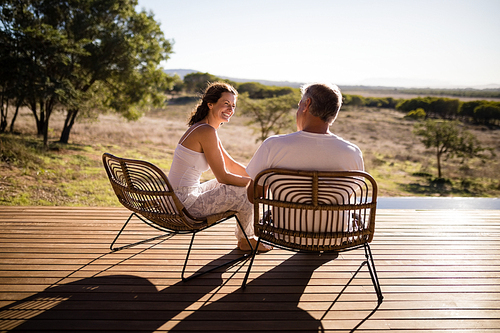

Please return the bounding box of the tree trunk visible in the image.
[40,99,54,149]
[9,102,21,133]
[59,108,79,144]
[0,92,8,133]
[436,150,442,179]
[0,106,6,133]
[30,100,44,136]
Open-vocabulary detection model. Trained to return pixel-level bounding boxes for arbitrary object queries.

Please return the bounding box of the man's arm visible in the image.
[247,180,255,204]
[246,180,264,204]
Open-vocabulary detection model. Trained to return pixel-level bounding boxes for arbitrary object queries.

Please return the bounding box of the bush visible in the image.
[404,108,426,120]
[343,94,365,107]
[237,82,297,99]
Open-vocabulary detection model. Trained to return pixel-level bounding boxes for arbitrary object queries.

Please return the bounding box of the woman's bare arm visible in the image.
[218,141,249,177]
[198,126,250,187]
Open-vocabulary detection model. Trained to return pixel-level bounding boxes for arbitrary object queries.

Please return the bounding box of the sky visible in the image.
[136,0,500,88]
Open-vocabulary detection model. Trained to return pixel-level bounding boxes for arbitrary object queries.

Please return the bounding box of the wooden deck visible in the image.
[0,206,499,332]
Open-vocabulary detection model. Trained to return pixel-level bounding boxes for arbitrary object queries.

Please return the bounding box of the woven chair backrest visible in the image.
[254,169,377,252]
[102,153,198,231]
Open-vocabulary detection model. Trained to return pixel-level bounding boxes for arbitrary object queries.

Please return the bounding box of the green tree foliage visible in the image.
[57,3,174,143]
[237,82,263,98]
[459,100,484,122]
[168,74,184,95]
[473,103,500,126]
[0,0,174,146]
[184,72,220,93]
[397,97,432,115]
[182,72,237,94]
[399,87,500,99]
[397,97,463,119]
[428,98,460,119]
[343,94,365,108]
[404,108,426,120]
[0,44,17,132]
[1,2,74,144]
[364,96,398,108]
[414,119,487,178]
[238,91,300,142]
[342,95,400,109]
[399,97,500,125]
[237,82,296,99]
[459,100,500,126]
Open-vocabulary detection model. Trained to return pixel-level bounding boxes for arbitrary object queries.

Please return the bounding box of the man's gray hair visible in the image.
[300,83,343,124]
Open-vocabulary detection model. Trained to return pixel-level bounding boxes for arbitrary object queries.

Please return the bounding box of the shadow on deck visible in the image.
[0,207,499,332]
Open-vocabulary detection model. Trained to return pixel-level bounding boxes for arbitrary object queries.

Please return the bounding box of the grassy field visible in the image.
[1,96,499,206]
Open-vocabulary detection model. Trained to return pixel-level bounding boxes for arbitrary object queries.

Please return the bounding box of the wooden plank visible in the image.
[0,207,500,332]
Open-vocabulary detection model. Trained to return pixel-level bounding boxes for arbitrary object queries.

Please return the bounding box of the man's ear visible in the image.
[303,98,312,112]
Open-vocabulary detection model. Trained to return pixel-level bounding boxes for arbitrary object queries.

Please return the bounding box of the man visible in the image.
[246,82,364,202]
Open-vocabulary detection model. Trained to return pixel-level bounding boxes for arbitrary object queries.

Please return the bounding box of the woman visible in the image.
[168,82,272,252]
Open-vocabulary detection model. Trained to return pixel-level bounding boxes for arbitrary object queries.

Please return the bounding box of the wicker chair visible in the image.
[102,153,252,281]
[242,168,383,304]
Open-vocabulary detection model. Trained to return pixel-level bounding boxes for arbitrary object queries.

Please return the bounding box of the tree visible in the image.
[369,97,398,108]
[239,92,299,142]
[0,0,173,146]
[237,82,265,98]
[474,103,500,126]
[397,97,432,116]
[1,2,70,145]
[404,108,426,120]
[428,98,460,119]
[414,120,486,178]
[168,74,184,95]
[459,100,484,123]
[458,100,500,125]
[237,82,295,99]
[183,72,220,93]
[0,34,17,133]
[58,2,174,143]
[343,94,365,108]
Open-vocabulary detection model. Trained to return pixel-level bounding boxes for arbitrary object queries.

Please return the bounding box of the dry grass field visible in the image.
[1,95,499,206]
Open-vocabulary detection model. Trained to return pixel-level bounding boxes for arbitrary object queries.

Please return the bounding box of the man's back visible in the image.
[246,130,364,178]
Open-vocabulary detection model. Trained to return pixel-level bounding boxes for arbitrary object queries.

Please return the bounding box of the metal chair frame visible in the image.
[102,153,253,281]
[242,168,383,304]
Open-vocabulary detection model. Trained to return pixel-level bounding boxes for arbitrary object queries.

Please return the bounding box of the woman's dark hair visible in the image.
[188,82,238,126]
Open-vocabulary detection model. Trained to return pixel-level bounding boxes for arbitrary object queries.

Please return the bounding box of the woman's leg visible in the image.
[186,180,271,251]
[187,180,253,238]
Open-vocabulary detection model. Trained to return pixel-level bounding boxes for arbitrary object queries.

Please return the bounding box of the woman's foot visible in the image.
[238,237,273,252]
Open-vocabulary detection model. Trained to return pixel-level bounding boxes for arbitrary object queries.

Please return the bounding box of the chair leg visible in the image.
[241,237,262,288]
[364,243,383,304]
[181,232,198,281]
[182,215,252,282]
[110,213,172,252]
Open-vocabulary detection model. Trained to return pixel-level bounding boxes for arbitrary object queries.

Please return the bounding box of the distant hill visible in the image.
[164,69,500,99]
[163,69,198,79]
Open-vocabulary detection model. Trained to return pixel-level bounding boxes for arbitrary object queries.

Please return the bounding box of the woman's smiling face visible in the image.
[208,92,237,123]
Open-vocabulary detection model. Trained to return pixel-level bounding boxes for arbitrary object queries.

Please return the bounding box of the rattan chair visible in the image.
[102,153,252,281]
[242,168,383,304]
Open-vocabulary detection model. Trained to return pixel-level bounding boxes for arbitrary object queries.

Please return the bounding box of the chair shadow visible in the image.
[1,251,380,332]
[169,252,335,333]
[0,251,243,332]
[170,252,381,332]
[319,257,382,332]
